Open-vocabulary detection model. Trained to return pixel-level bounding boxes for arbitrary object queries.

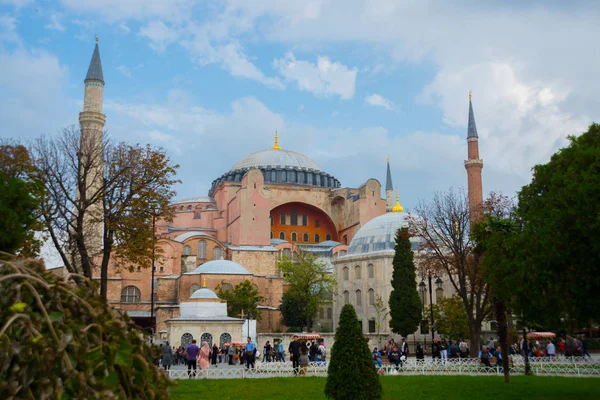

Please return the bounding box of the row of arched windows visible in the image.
[271,232,332,243]
[343,288,375,306]
[182,240,222,260]
[342,264,374,280]
[180,332,232,348]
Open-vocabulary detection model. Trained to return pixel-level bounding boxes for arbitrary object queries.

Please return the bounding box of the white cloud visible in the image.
[116,63,143,78]
[45,13,65,32]
[217,42,283,89]
[118,22,130,34]
[138,20,178,52]
[0,0,33,7]
[59,0,195,22]
[0,14,20,44]
[273,52,357,99]
[365,94,397,111]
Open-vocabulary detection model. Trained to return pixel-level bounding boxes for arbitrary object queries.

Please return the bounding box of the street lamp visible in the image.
[418,281,426,313]
[428,274,435,343]
[150,213,156,343]
[435,277,443,290]
[245,311,253,342]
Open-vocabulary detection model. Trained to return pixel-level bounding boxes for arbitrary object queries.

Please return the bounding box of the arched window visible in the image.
[368,288,375,306]
[343,290,349,305]
[121,286,141,303]
[280,214,286,225]
[291,209,298,225]
[343,267,349,281]
[190,284,201,296]
[213,246,222,260]
[355,289,362,306]
[355,265,361,279]
[327,308,332,319]
[220,283,233,292]
[279,232,286,240]
[181,333,193,348]
[183,245,191,256]
[326,233,331,241]
[303,233,309,242]
[283,248,291,259]
[197,240,207,259]
[194,210,201,219]
[302,214,308,226]
[368,264,374,279]
[291,232,297,242]
[220,333,232,347]
[314,234,320,243]
[201,332,213,347]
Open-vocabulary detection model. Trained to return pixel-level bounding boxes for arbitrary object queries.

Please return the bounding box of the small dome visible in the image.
[190,287,220,299]
[348,212,415,255]
[231,149,321,171]
[192,260,251,275]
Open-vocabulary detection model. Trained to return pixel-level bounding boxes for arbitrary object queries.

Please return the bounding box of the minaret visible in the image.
[464,91,484,222]
[385,156,394,212]
[79,37,106,253]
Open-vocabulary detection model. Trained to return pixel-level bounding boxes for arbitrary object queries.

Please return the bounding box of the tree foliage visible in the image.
[277,251,336,330]
[388,228,422,337]
[30,127,179,297]
[0,141,44,257]
[279,290,308,330]
[427,295,469,340]
[0,255,172,399]
[325,304,382,400]
[410,188,492,356]
[216,280,264,320]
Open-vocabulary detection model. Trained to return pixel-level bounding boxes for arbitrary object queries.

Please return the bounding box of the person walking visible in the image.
[289,338,301,374]
[440,338,448,363]
[228,344,235,365]
[198,342,210,371]
[299,341,310,376]
[416,342,424,363]
[161,341,173,371]
[245,337,256,369]
[186,340,200,378]
[432,338,441,360]
[309,341,318,362]
[211,344,219,367]
[318,341,326,365]
[277,341,285,362]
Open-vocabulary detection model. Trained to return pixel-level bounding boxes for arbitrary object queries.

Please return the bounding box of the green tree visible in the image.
[279,290,308,330]
[512,123,600,328]
[216,280,264,320]
[325,304,382,400]
[388,228,422,337]
[277,251,336,331]
[0,141,44,256]
[427,295,469,340]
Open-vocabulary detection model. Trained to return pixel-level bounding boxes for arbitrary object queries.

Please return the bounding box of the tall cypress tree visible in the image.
[389,227,422,337]
[325,304,382,400]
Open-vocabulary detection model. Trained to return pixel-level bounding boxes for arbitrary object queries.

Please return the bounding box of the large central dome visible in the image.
[231,148,321,171]
[209,136,340,195]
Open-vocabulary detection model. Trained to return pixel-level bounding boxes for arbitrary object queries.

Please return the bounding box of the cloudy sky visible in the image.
[1,0,598,212]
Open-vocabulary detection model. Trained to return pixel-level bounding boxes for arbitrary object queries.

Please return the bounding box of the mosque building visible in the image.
[77,40,487,347]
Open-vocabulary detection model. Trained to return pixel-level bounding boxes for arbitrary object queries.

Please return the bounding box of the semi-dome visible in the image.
[347,212,415,255]
[192,260,251,275]
[209,136,340,195]
[190,287,220,299]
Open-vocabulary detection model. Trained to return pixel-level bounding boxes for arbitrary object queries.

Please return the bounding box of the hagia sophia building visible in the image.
[72,40,486,348]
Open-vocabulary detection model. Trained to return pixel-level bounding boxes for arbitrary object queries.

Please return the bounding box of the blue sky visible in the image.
[1,0,599,213]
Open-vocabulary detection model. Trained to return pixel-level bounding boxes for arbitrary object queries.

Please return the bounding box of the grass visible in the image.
[170,375,600,400]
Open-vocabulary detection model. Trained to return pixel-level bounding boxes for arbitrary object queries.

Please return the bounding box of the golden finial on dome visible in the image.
[469,91,472,102]
[272,131,280,150]
[95,35,99,44]
[202,277,207,288]
[392,191,404,213]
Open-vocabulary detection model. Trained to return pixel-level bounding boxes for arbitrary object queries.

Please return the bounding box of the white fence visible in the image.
[168,356,600,379]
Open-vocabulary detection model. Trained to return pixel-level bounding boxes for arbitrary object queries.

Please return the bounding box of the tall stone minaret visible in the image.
[464,91,484,222]
[79,37,105,253]
[385,156,394,212]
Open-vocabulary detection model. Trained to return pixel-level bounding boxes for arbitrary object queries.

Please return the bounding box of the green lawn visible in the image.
[170,376,600,400]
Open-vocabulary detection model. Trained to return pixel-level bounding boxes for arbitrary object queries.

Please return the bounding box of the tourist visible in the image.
[277,341,285,362]
[372,347,383,368]
[289,338,301,374]
[299,342,310,376]
[488,338,495,355]
[495,346,503,367]
[440,338,448,362]
[400,338,407,356]
[546,340,556,358]
[198,342,210,370]
[432,338,441,360]
[318,341,326,364]
[228,344,235,365]
[245,337,256,369]
[186,340,200,378]
[388,346,400,369]
[310,341,319,362]
[582,336,591,358]
[450,341,459,359]
[416,342,424,363]
[479,345,492,367]
[263,341,271,362]
[211,343,219,367]
[161,341,173,371]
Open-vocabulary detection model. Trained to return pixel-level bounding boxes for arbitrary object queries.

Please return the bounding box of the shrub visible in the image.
[325,304,382,400]
[0,256,173,399]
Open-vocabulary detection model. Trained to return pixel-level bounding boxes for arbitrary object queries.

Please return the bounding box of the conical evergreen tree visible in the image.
[389,227,422,336]
[325,304,382,400]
